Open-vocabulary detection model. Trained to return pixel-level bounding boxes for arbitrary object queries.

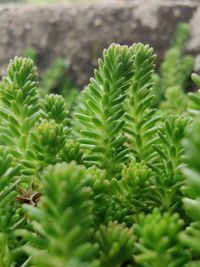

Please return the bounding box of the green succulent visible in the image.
[0,41,199,267]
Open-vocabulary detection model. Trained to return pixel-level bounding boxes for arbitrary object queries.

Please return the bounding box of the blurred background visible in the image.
[0,0,124,3]
[0,0,131,4]
[0,0,200,110]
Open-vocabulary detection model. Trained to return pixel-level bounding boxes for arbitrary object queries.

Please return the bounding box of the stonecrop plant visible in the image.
[0,42,200,267]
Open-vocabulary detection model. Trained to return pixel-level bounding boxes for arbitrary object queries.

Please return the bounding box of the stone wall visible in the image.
[0,0,199,87]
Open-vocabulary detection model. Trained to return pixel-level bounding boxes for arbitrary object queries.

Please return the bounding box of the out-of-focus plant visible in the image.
[153,23,194,115]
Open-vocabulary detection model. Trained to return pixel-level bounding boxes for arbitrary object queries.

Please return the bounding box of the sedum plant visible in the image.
[0,42,199,267]
[21,162,96,267]
[74,44,133,178]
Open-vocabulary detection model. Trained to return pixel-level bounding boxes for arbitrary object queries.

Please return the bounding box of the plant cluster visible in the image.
[0,41,200,267]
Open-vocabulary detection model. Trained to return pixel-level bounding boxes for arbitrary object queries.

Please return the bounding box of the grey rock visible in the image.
[0,1,198,87]
[187,5,200,71]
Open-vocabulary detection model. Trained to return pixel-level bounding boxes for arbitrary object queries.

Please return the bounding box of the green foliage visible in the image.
[188,74,200,116]
[160,86,188,116]
[0,42,200,267]
[29,119,66,165]
[41,94,69,129]
[134,209,189,267]
[124,43,159,164]
[0,57,40,163]
[110,162,154,223]
[42,59,67,94]
[41,57,78,108]
[95,221,135,267]
[21,162,96,267]
[75,44,133,178]
[180,118,200,256]
[152,116,188,211]
[153,23,194,115]
[178,73,200,265]
[61,139,84,164]
[0,147,27,266]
